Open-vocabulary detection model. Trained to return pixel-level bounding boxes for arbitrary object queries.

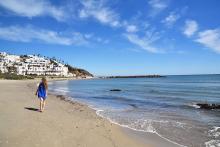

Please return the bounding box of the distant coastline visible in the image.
[102,75,166,79]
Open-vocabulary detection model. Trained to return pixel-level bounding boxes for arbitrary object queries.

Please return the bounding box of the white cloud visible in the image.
[84,33,93,39]
[82,33,109,44]
[0,0,66,21]
[162,12,180,27]
[148,0,169,16]
[195,29,220,53]
[79,0,146,36]
[95,37,109,44]
[0,25,88,45]
[126,25,138,33]
[183,20,198,37]
[79,0,120,27]
[124,31,161,53]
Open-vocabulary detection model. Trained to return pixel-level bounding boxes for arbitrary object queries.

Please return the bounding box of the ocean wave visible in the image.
[208,127,220,138]
[205,139,220,147]
[96,110,186,147]
[188,103,201,109]
[52,88,70,94]
[58,92,189,147]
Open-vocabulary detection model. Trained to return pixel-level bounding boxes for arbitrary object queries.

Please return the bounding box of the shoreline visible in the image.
[48,80,181,147]
[50,93,181,147]
[0,79,180,147]
[0,79,147,147]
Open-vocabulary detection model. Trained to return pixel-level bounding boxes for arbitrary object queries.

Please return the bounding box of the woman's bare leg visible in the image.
[42,100,46,111]
[40,99,43,112]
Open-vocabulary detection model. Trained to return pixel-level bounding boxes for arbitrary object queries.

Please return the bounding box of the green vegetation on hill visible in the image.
[0,72,34,80]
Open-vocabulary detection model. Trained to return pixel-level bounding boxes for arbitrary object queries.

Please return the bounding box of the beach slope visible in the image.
[0,80,147,147]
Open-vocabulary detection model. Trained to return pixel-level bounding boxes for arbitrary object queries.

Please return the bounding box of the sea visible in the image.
[49,75,220,147]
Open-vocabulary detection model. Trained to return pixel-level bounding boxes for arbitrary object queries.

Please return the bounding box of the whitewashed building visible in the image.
[0,62,8,73]
[0,52,71,77]
[0,52,20,64]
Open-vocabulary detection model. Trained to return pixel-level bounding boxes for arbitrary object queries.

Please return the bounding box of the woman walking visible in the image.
[36,77,48,112]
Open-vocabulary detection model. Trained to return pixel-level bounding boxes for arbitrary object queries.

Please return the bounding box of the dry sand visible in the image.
[0,79,180,147]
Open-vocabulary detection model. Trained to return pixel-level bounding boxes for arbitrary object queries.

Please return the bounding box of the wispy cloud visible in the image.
[183,20,198,37]
[0,0,66,21]
[79,0,120,27]
[96,37,109,44]
[124,31,162,53]
[182,18,220,54]
[162,11,180,27]
[0,25,88,45]
[78,0,166,52]
[148,0,169,16]
[79,0,143,37]
[84,33,109,44]
[195,28,220,53]
[125,24,139,33]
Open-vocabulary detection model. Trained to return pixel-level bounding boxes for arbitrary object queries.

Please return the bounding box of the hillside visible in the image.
[65,64,93,78]
[0,52,93,79]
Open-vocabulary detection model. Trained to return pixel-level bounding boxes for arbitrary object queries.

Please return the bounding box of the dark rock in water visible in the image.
[56,95,66,100]
[129,104,138,108]
[197,103,220,110]
[110,89,122,92]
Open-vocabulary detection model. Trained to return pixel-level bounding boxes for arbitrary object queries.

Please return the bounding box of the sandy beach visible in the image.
[0,79,180,147]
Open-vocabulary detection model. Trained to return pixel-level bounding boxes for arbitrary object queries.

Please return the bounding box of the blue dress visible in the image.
[37,82,47,100]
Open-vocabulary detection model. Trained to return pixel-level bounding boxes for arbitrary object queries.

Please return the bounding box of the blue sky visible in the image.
[0,0,220,76]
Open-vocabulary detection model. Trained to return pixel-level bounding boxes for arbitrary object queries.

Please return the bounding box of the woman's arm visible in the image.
[46,90,48,97]
[45,84,48,97]
[35,83,39,95]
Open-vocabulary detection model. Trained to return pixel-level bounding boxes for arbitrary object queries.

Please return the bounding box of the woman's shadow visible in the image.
[24,107,39,112]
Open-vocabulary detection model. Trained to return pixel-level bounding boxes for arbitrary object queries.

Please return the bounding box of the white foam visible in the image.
[95,110,187,147]
[52,89,69,94]
[190,103,201,109]
[205,126,220,147]
[205,140,220,147]
[175,121,187,129]
[208,127,220,138]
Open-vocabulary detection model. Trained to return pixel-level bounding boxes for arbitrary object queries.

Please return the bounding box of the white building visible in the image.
[0,52,13,73]
[0,52,20,64]
[0,62,8,73]
[0,52,71,77]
